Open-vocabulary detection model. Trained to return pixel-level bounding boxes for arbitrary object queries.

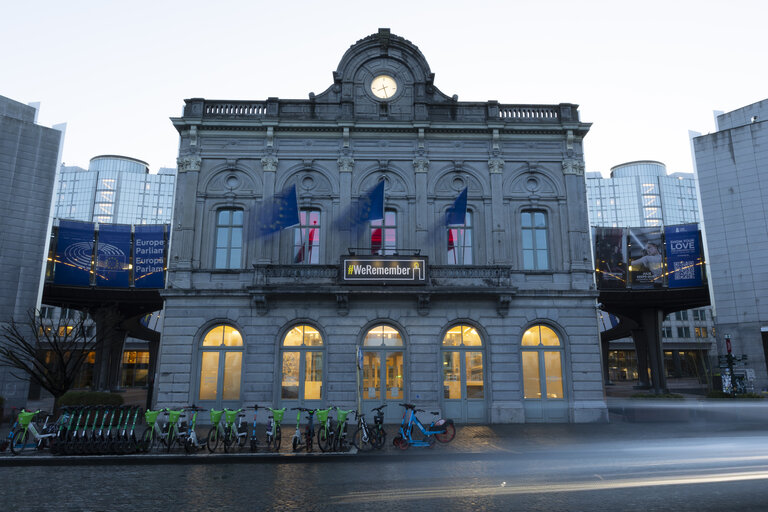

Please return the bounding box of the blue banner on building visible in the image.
[134,225,167,288]
[54,220,95,286]
[95,224,131,287]
[628,228,664,288]
[664,224,702,288]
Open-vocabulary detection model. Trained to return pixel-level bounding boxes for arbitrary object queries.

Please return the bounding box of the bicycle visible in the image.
[10,409,56,455]
[316,406,335,452]
[1,407,21,452]
[291,407,315,453]
[139,408,168,453]
[165,408,185,453]
[222,408,248,453]
[207,409,226,452]
[249,405,260,452]
[332,407,354,452]
[265,407,286,452]
[182,405,205,453]
[352,409,375,452]
[393,403,456,449]
[370,404,387,449]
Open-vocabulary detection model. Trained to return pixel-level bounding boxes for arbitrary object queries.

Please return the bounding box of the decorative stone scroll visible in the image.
[177,156,201,172]
[338,156,355,173]
[413,157,430,174]
[488,157,504,174]
[261,156,279,172]
[562,159,585,176]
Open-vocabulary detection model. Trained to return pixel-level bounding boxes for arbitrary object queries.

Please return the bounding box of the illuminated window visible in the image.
[442,325,484,400]
[280,325,324,402]
[362,325,404,401]
[521,325,564,400]
[198,325,243,402]
[121,350,150,387]
[214,209,243,269]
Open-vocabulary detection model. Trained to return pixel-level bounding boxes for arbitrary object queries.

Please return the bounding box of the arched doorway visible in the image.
[441,324,487,423]
[361,325,404,422]
[197,324,244,409]
[521,324,568,422]
[279,325,324,409]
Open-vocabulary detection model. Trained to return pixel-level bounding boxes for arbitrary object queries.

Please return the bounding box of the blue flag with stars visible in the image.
[258,184,300,236]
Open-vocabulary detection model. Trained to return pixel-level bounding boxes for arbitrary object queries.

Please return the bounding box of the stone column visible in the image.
[488,157,505,263]
[413,156,429,250]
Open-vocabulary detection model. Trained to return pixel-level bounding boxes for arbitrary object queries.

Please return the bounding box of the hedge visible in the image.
[58,391,124,407]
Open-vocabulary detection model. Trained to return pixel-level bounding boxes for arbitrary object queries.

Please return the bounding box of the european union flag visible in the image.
[445,187,468,226]
[336,180,385,230]
[258,184,300,236]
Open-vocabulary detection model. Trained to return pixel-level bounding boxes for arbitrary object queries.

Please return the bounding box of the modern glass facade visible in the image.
[586,161,699,228]
[55,155,176,225]
[587,161,716,385]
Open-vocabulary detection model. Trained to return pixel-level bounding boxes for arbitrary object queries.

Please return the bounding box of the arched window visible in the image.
[215,209,243,269]
[281,325,324,402]
[362,325,404,401]
[442,324,484,399]
[521,210,548,270]
[521,325,564,399]
[199,325,244,403]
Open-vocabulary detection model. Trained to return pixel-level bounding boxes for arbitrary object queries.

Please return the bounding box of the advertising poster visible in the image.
[95,224,131,287]
[54,220,95,286]
[593,227,627,288]
[664,224,703,288]
[134,225,167,288]
[628,228,664,287]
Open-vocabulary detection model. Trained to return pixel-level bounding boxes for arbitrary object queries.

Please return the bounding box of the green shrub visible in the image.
[58,391,124,407]
[706,391,764,399]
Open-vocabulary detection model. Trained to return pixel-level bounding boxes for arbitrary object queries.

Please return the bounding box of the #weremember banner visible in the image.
[342,256,428,285]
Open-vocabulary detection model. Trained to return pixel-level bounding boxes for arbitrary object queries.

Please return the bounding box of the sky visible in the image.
[3,0,766,176]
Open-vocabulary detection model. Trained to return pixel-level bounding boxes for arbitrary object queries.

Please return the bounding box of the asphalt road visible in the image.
[5,417,768,511]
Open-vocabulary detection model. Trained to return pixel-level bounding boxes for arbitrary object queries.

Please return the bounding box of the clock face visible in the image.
[371,75,398,99]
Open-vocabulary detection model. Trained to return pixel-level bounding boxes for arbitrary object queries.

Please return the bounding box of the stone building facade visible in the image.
[156,29,606,423]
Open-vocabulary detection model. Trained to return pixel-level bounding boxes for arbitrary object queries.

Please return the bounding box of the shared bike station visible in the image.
[1,402,455,458]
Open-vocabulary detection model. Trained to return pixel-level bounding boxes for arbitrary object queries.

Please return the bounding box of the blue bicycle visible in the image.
[393,403,455,449]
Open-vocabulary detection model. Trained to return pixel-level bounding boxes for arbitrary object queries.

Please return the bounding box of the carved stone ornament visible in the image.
[336,293,349,316]
[417,294,431,316]
[562,159,585,176]
[488,157,505,174]
[177,156,202,172]
[413,157,430,174]
[337,156,355,173]
[261,156,279,172]
[497,295,512,317]
[253,294,268,315]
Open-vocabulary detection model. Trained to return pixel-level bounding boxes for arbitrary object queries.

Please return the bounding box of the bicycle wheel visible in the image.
[317,427,331,452]
[372,426,386,449]
[166,428,176,453]
[352,426,373,452]
[237,422,249,450]
[139,427,153,453]
[10,429,31,455]
[434,420,456,443]
[273,424,282,452]
[206,426,219,453]
[393,434,409,450]
[223,426,234,453]
[292,435,300,452]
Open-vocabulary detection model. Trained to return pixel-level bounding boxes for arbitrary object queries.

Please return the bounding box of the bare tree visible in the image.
[0,308,104,408]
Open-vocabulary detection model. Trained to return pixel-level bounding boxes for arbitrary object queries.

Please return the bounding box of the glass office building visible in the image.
[55,155,176,225]
[586,161,716,386]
